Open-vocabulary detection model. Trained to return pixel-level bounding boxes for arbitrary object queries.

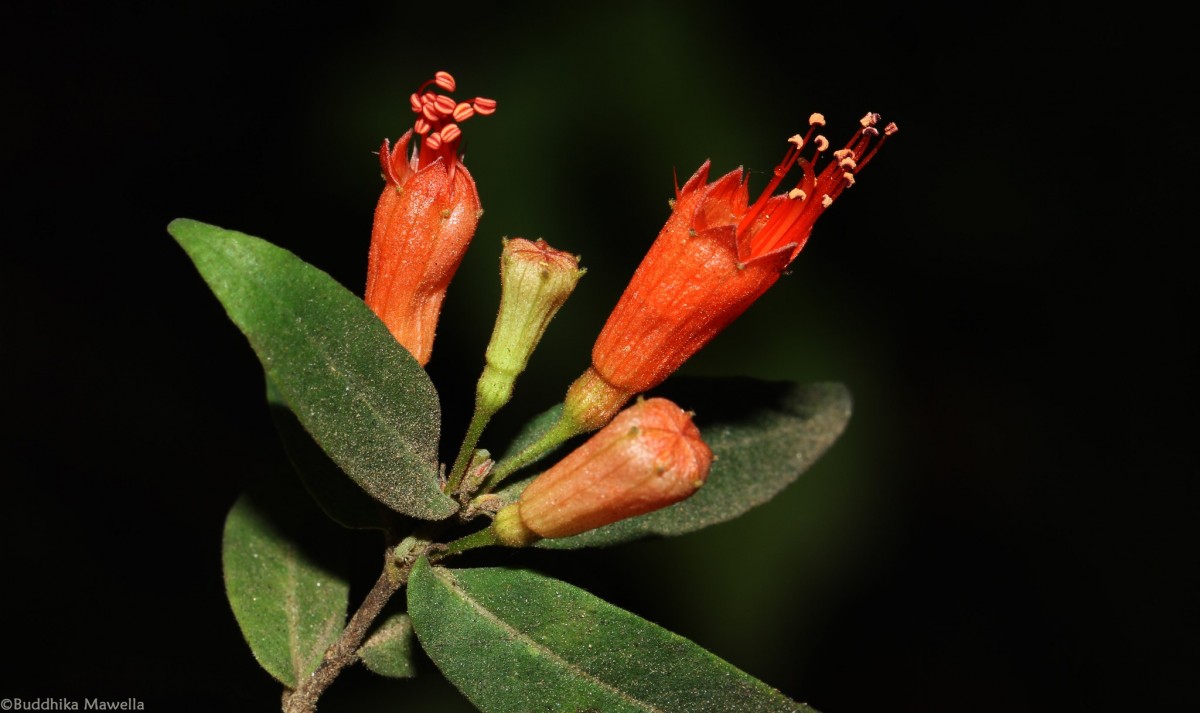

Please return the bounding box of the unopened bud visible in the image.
[492,398,712,546]
[477,238,584,415]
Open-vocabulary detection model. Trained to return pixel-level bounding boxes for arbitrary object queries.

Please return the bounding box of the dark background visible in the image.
[3,1,1193,711]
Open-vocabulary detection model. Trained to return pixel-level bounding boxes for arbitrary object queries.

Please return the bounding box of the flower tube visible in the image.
[565,113,898,430]
[364,70,497,365]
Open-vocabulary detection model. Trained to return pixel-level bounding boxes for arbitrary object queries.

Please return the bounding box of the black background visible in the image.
[3,1,1193,711]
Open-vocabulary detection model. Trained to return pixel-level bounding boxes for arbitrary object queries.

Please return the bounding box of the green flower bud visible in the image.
[477,238,584,415]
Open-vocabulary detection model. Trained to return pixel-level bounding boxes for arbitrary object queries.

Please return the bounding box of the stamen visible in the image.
[453,102,475,122]
[434,94,457,116]
[402,72,496,171]
[741,112,894,259]
[809,113,826,126]
[856,119,897,173]
[434,71,456,92]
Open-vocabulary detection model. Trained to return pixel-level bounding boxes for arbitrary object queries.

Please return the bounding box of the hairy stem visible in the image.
[445,401,496,495]
[281,540,429,713]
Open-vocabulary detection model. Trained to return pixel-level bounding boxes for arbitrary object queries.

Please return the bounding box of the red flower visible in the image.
[492,397,712,546]
[364,70,497,365]
[565,113,897,430]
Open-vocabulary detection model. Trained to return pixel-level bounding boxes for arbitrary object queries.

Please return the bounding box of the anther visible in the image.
[884,122,899,136]
[833,148,853,160]
[425,133,444,151]
[839,157,857,170]
[821,194,833,208]
[409,93,423,113]
[842,172,856,187]
[414,118,432,135]
[814,136,830,152]
[859,112,880,127]
[788,188,806,200]
[434,71,456,92]
[440,124,462,143]
[422,103,440,123]
[788,134,804,149]
[862,126,879,137]
[472,97,498,115]
[809,113,826,126]
[453,102,475,122]
[434,94,457,116]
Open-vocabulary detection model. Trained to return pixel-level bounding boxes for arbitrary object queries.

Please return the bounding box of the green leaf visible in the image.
[408,559,814,712]
[359,612,418,678]
[170,218,456,520]
[266,376,393,531]
[222,491,350,688]
[535,378,851,548]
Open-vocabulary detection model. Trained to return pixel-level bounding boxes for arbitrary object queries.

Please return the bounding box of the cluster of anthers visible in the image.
[744,112,899,257]
[408,70,497,169]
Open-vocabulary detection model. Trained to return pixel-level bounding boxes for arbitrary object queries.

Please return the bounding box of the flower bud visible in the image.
[477,238,584,415]
[492,398,712,546]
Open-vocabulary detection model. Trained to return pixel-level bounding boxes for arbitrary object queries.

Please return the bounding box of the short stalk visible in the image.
[482,412,581,492]
[435,526,499,560]
[445,401,498,495]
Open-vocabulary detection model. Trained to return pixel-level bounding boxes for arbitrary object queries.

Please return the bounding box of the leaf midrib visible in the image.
[433,567,665,713]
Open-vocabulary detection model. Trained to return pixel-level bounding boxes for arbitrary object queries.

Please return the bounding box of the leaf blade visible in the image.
[408,559,814,712]
[222,492,350,688]
[359,613,418,679]
[170,218,456,520]
[266,376,394,531]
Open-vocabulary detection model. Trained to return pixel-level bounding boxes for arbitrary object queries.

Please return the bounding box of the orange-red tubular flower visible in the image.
[564,112,898,430]
[364,70,497,365]
[492,398,712,546]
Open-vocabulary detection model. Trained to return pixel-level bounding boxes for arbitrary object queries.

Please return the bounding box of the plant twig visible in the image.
[282,542,428,713]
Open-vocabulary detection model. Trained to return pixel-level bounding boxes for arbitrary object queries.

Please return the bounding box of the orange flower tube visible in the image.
[492,397,712,546]
[364,70,497,365]
[564,112,898,430]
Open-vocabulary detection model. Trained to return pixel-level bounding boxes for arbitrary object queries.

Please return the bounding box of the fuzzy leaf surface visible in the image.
[359,612,418,678]
[525,378,851,548]
[408,559,814,712]
[170,218,455,519]
[222,492,350,688]
[266,377,393,531]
